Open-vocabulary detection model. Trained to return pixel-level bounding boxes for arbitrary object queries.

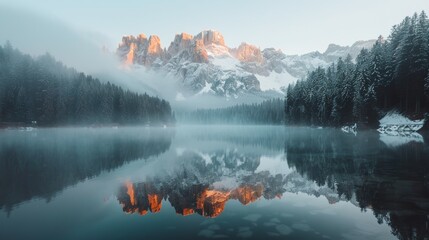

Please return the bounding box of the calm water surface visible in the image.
[0,126,428,240]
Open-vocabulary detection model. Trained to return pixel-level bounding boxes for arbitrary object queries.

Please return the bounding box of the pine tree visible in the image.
[0,43,174,126]
[285,12,429,127]
[425,72,429,99]
[410,11,429,113]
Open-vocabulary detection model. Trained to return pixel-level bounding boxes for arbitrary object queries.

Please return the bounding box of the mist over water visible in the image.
[0,1,428,240]
[0,126,427,239]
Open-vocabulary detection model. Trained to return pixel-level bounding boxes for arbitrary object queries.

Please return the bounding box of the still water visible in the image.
[0,126,428,240]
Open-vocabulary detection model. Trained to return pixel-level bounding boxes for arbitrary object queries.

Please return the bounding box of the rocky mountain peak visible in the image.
[137,33,147,41]
[147,35,162,55]
[194,30,226,46]
[124,42,137,65]
[232,42,264,64]
[119,35,134,47]
[116,31,376,98]
[324,43,343,55]
[178,32,194,41]
[167,32,194,56]
[322,40,376,60]
[117,33,165,66]
[351,40,376,50]
[191,38,209,63]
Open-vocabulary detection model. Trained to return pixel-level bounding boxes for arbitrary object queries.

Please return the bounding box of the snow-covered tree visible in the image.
[285,11,429,126]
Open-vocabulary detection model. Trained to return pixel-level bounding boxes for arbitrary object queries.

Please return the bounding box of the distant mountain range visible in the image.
[116,30,375,99]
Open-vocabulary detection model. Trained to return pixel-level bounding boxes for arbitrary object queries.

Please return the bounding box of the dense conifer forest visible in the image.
[0,43,175,126]
[179,98,285,124]
[2,12,428,128]
[285,12,429,127]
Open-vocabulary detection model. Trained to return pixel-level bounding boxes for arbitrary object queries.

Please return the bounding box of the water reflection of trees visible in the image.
[189,126,287,151]
[285,128,429,240]
[0,128,173,214]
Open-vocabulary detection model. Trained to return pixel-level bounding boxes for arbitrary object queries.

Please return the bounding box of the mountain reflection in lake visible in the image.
[1,126,428,240]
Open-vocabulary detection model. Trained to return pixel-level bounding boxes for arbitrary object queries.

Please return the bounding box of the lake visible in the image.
[0,126,428,240]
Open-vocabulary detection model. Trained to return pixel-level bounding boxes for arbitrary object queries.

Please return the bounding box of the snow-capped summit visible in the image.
[116,31,376,98]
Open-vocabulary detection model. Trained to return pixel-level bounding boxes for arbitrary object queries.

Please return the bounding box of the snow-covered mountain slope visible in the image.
[117,30,375,99]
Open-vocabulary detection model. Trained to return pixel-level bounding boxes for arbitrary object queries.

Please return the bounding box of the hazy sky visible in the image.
[1,0,428,54]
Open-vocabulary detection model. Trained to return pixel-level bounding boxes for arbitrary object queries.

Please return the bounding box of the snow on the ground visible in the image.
[379,132,424,148]
[256,71,297,92]
[378,111,425,133]
[379,111,425,126]
[341,123,357,135]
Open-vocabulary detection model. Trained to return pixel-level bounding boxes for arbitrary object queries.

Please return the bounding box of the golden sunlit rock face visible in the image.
[117,34,165,67]
[147,35,162,55]
[126,181,136,206]
[125,42,137,65]
[118,182,270,218]
[119,182,164,215]
[117,30,230,66]
[232,43,264,64]
[231,184,264,205]
[196,189,230,218]
[167,33,194,56]
[181,208,194,216]
[147,194,162,213]
[117,30,266,67]
[193,39,209,63]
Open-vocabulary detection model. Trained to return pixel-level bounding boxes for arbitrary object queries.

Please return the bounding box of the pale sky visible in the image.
[1,0,428,55]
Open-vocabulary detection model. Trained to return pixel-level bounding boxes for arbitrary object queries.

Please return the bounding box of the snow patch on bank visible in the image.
[380,132,424,148]
[378,111,425,133]
[379,112,425,126]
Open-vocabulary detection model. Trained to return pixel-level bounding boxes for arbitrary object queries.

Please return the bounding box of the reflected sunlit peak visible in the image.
[126,181,136,206]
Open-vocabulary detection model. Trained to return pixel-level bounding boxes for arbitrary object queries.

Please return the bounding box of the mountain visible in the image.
[117,149,355,218]
[282,40,376,79]
[117,30,375,99]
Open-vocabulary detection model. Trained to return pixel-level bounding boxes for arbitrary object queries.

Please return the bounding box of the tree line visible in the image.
[285,12,429,127]
[178,98,285,124]
[0,43,175,126]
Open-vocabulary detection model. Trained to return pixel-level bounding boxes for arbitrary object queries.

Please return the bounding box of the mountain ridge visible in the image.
[117,30,376,99]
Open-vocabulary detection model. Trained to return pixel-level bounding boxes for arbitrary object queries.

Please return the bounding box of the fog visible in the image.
[0,6,162,94]
[0,6,112,73]
[0,5,273,113]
